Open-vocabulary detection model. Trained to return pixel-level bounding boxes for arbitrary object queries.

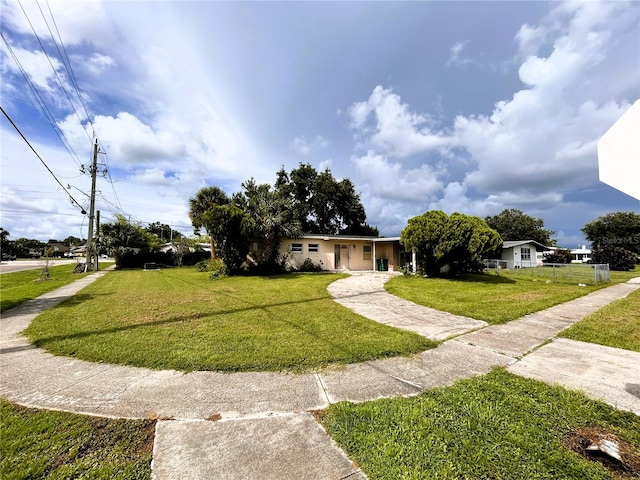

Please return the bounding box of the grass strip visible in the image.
[385,268,638,324]
[1,263,113,312]
[24,269,435,372]
[0,399,154,480]
[561,288,640,352]
[318,369,640,480]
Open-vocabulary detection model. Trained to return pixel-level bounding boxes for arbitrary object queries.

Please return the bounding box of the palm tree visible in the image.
[188,186,229,259]
[242,180,302,265]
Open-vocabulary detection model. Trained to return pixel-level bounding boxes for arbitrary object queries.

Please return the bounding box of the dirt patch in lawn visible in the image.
[565,425,640,478]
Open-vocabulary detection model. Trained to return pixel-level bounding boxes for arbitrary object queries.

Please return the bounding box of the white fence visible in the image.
[483,260,610,284]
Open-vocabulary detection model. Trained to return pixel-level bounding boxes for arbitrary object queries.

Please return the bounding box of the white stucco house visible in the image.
[276,234,407,272]
[499,240,553,268]
[569,245,591,263]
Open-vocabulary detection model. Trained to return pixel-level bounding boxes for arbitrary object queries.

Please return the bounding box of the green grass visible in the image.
[318,369,640,480]
[560,288,640,352]
[24,269,435,372]
[385,268,639,324]
[0,263,114,312]
[0,399,154,480]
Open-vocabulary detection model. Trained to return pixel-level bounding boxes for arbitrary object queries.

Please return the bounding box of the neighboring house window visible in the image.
[521,247,531,261]
[291,243,303,253]
[308,244,319,253]
[363,245,372,261]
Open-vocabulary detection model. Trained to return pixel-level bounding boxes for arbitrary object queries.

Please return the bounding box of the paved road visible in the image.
[0,259,78,274]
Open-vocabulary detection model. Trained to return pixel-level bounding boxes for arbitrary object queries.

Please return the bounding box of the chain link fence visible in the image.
[483,260,610,285]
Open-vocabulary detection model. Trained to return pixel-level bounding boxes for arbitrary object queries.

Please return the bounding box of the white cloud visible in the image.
[446,40,472,67]
[515,24,547,58]
[1,44,63,94]
[291,134,329,155]
[452,2,634,195]
[351,150,443,203]
[57,112,184,167]
[128,168,173,186]
[84,53,116,75]
[318,159,333,172]
[348,86,451,158]
[1,0,115,48]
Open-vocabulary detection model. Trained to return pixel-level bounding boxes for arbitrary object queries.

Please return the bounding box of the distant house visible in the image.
[570,245,591,263]
[46,242,69,258]
[276,234,407,272]
[499,240,553,268]
[68,246,86,258]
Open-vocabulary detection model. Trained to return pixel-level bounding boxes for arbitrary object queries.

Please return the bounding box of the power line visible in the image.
[43,0,96,138]
[0,31,83,167]
[1,105,86,214]
[17,0,92,144]
[0,210,83,217]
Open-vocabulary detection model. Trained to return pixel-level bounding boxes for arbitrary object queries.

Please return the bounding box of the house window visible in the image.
[521,247,531,261]
[291,243,303,253]
[363,245,372,261]
[308,244,319,253]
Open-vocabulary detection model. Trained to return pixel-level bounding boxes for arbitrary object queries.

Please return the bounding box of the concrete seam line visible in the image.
[450,339,519,361]
[315,373,331,405]
[149,420,163,480]
[387,374,423,390]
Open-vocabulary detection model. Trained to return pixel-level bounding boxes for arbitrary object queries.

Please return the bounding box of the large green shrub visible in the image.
[591,245,637,271]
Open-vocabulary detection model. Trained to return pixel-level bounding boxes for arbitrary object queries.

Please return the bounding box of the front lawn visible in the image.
[24,269,435,372]
[561,288,640,352]
[385,268,638,324]
[0,400,154,480]
[0,263,113,312]
[318,369,640,480]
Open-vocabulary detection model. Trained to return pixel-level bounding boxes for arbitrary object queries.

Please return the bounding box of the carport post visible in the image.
[412,249,416,273]
[372,242,377,271]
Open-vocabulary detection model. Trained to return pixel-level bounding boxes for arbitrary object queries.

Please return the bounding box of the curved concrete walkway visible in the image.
[1,270,639,479]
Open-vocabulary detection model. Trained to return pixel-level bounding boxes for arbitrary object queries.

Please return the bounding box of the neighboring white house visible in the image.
[499,240,553,268]
[569,245,591,263]
[276,234,406,272]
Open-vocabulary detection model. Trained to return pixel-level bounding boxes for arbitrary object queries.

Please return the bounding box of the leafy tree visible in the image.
[542,250,573,264]
[146,222,182,242]
[207,201,252,273]
[62,236,84,247]
[401,210,449,276]
[485,209,555,246]
[591,245,637,271]
[240,179,303,266]
[0,228,12,256]
[188,186,230,258]
[275,163,377,235]
[12,238,45,258]
[582,211,640,256]
[401,211,502,276]
[100,215,158,268]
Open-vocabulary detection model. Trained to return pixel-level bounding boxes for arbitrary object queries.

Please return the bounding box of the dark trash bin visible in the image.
[378,258,389,271]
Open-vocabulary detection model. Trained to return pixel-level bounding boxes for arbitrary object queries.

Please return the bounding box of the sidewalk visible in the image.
[1,270,639,479]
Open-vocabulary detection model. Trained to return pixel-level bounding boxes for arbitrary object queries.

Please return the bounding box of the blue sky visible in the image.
[1,0,638,247]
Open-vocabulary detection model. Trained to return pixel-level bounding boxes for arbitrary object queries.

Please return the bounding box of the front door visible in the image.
[334,244,349,269]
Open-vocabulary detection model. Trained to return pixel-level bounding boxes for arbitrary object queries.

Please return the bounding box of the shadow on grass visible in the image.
[1,293,110,319]
[403,273,516,285]
[446,273,516,284]
[28,271,436,370]
[30,293,331,345]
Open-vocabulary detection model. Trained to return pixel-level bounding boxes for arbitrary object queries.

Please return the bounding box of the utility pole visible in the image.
[86,139,98,271]
[95,210,100,271]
